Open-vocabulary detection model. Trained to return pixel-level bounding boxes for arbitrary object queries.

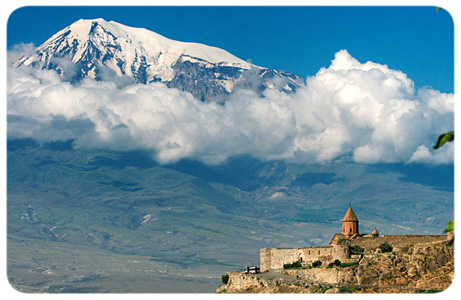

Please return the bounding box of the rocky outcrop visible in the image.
[217,240,454,293]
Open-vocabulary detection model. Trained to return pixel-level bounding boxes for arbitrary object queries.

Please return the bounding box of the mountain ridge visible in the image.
[15,18,303,100]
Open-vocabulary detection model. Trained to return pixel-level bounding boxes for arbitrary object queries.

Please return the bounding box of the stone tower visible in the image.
[371,227,379,237]
[342,205,359,237]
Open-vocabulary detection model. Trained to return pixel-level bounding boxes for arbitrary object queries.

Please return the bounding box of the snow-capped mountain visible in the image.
[15,18,303,100]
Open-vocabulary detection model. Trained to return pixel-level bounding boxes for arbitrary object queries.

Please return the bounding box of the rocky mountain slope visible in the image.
[14,18,303,100]
[217,239,454,293]
[7,140,453,292]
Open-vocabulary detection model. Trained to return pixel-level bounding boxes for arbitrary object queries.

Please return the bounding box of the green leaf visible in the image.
[433,131,454,149]
[436,7,442,11]
[445,219,454,247]
[444,219,454,233]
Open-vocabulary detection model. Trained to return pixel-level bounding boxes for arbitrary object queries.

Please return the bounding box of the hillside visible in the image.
[217,239,454,293]
[7,139,453,292]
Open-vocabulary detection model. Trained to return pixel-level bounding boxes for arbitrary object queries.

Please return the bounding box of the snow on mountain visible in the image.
[15,18,303,100]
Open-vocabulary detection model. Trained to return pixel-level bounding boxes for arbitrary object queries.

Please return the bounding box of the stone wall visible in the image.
[260,245,350,272]
[347,235,447,252]
[260,235,447,272]
[298,245,350,265]
[259,248,272,274]
[260,248,298,272]
[282,268,338,284]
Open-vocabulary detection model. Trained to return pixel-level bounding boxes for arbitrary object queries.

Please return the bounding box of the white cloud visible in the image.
[7,49,454,165]
[7,43,35,65]
[409,144,454,164]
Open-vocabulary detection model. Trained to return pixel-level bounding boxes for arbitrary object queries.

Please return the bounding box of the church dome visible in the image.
[372,228,379,236]
[342,206,359,222]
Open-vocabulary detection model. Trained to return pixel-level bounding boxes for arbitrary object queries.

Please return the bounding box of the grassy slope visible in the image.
[7,140,453,292]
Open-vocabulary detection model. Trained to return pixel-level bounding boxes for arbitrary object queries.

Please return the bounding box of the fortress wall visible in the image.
[260,248,272,273]
[260,245,351,271]
[269,248,298,270]
[298,247,334,265]
[299,245,350,264]
[261,235,446,271]
[333,244,351,261]
[348,235,447,252]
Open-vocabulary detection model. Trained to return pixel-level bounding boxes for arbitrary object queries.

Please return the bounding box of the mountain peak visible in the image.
[15,18,303,100]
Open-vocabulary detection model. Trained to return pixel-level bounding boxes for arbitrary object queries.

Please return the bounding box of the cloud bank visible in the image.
[7,49,454,165]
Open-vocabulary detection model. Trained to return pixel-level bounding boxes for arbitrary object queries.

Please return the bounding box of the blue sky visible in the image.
[8,6,454,93]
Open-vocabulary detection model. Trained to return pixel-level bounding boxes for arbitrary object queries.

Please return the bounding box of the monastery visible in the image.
[260,205,379,272]
[329,205,379,246]
[221,205,452,293]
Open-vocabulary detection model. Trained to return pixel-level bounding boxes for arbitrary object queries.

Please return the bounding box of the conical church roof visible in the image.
[342,205,359,222]
[372,228,379,235]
